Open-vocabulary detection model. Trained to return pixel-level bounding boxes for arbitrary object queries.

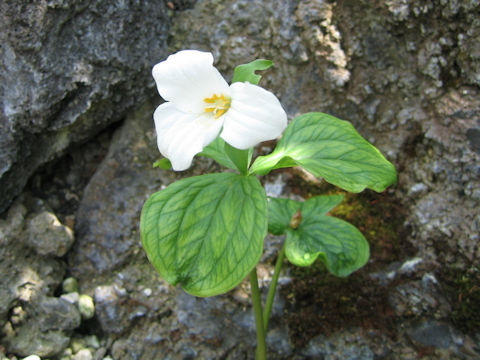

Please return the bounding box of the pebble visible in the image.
[73,349,93,360]
[63,277,79,293]
[78,294,95,320]
[398,257,423,275]
[142,288,152,297]
[61,292,80,305]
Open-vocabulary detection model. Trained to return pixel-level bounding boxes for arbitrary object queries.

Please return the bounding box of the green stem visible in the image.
[250,268,267,360]
[263,242,286,331]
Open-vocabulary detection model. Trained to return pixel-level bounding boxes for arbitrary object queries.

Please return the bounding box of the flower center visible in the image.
[204,94,231,119]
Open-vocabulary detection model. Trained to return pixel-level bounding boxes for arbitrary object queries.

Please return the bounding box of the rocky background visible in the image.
[1,0,479,359]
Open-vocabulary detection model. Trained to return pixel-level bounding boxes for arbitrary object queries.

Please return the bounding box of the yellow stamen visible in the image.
[204,93,231,119]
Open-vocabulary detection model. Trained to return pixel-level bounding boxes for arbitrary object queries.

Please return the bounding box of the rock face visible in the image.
[0,0,169,213]
[168,0,480,270]
[1,0,480,359]
[0,198,80,357]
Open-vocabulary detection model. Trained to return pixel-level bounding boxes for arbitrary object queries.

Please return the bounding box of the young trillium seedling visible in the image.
[141,50,397,359]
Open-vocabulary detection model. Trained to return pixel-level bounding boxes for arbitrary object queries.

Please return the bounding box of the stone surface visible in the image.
[301,329,375,359]
[93,285,130,335]
[26,210,74,257]
[67,101,178,280]
[4,296,81,357]
[0,199,65,325]
[0,0,170,213]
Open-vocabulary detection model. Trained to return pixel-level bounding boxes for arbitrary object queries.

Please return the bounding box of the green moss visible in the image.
[444,267,480,334]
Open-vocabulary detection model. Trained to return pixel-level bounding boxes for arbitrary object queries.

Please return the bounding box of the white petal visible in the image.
[152,50,230,114]
[154,102,223,170]
[220,82,287,149]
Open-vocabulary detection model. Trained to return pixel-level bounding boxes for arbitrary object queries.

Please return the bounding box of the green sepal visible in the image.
[232,59,273,85]
[199,137,253,174]
[250,112,397,193]
[199,137,237,170]
[140,173,268,297]
[224,142,253,175]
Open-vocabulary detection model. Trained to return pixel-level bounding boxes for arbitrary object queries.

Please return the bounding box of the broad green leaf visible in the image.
[153,158,172,170]
[140,173,267,297]
[199,137,236,170]
[268,195,344,235]
[250,112,397,193]
[285,215,369,277]
[232,59,273,85]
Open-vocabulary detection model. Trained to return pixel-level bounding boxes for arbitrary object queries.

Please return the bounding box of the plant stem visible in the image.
[250,268,267,360]
[263,242,286,331]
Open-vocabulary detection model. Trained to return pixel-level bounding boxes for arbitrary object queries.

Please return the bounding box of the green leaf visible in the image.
[268,198,301,235]
[268,195,344,235]
[199,137,236,169]
[140,173,267,297]
[153,158,172,170]
[267,194,368,277]
[285,215,369,277]
[250,112,397,193]
[232,59,273,85]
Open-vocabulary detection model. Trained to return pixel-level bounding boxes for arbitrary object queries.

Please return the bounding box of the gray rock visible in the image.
[389,280,451,318]
[94,285,129,334]
[0,199,65,326]
[302,330,375,360]
[26,210,74,257]
[36,297,81,332]
[68,102,175,279]
[61,291,80,305]
[0,0,170,213]
[407,320,457,349]
[5,296,81,357]
[266,327,292,357]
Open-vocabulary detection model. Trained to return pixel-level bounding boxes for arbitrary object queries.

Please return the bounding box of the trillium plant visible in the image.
[140,50,397,359]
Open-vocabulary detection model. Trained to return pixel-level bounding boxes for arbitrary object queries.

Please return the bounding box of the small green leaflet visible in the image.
[153,158,172,170]
[232,59,273,85]
[140,173,268,297]
[250,112,397,193]
[268,195,369,277]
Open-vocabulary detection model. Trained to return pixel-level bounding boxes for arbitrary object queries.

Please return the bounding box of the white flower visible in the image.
[152,50,288,171]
